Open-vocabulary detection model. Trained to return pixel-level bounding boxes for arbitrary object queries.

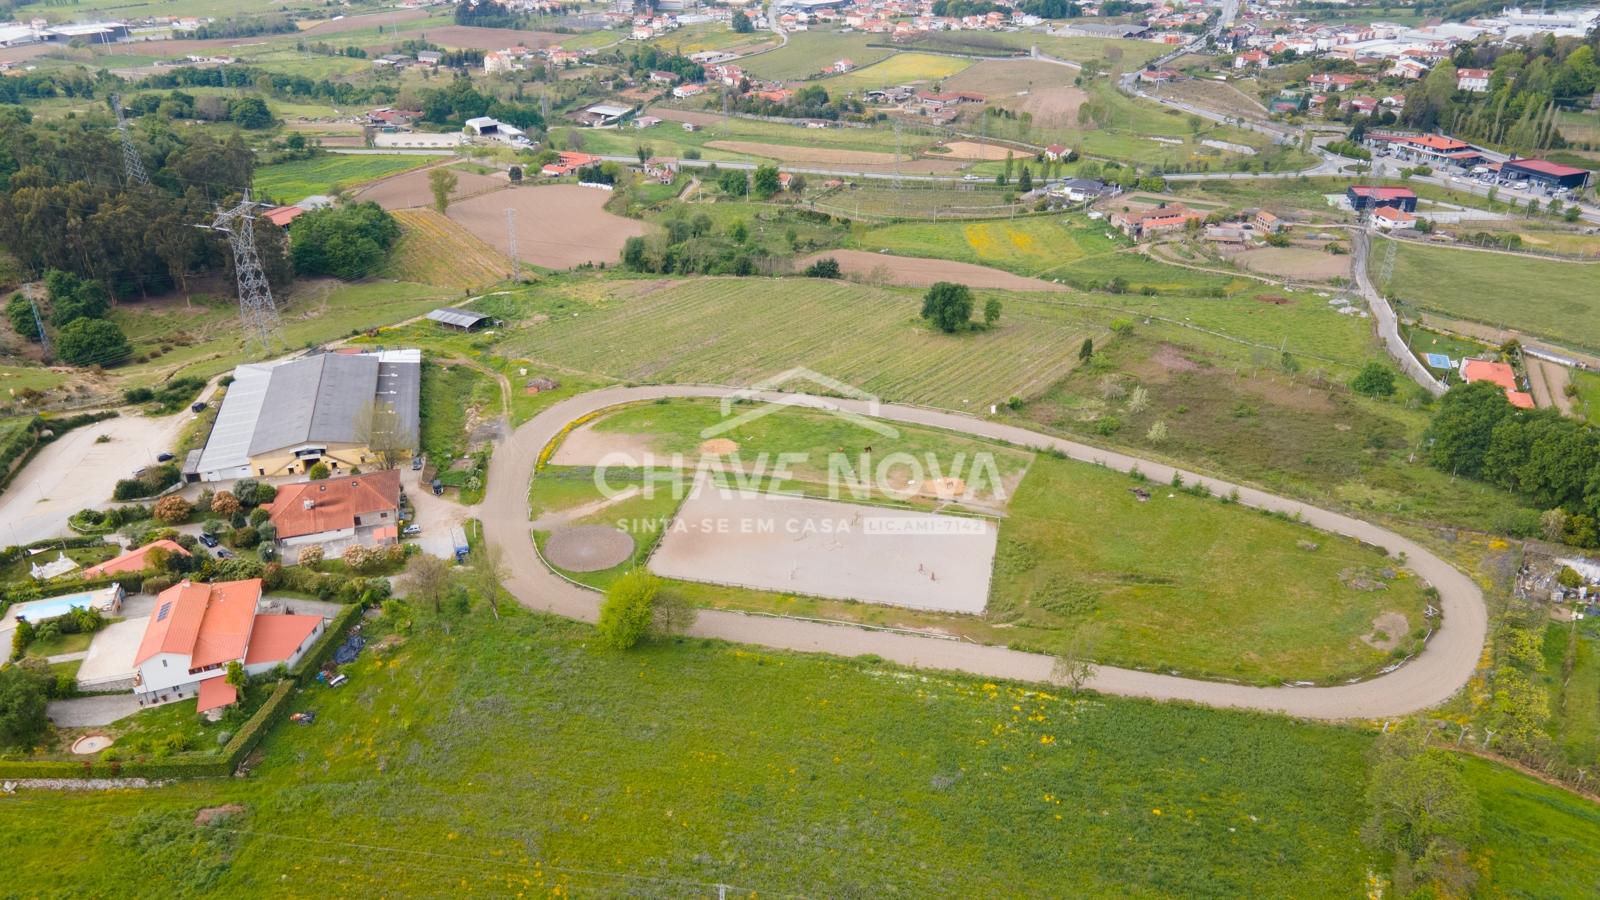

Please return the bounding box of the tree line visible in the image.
[1427,379,1600,546]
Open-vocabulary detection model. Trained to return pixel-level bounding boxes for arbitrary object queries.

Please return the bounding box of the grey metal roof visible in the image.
[196,361,280,475]
[376,358,420,449]
[248,354,380,454]
[426,308,489,328]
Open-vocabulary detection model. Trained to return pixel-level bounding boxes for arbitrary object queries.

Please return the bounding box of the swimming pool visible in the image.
[10,595,91,622]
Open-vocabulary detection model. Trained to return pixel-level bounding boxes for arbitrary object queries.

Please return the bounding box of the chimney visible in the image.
[303,499,315,510]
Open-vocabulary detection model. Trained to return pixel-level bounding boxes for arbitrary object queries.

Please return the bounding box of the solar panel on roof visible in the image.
[157,601,172,621]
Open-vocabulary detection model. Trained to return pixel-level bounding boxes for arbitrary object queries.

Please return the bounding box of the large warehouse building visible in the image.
[190,349,420,482]
[1499,158,1592,192]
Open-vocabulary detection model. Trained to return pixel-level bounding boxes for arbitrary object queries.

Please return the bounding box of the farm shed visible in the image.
[426,308,492,331]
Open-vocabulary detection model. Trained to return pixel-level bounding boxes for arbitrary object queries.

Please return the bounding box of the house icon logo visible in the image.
[701,367,900,440]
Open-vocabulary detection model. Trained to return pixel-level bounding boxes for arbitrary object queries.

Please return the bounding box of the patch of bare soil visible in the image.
[1151,344,1202,373]
[354,167,504,210]
[699,438,739,456]
[195,804,245,827]
[932,141,1013,161]
[1362,611,1410,651]
[448,184,649,269]
[550,420,660,466]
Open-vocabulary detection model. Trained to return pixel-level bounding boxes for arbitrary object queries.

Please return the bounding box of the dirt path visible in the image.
[482,385,1488,721]
[1530,358,1575,415]
[1527,356,1556,408]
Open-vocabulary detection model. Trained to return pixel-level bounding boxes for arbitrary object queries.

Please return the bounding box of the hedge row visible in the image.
[0,680,296,781]
[289,603,363,684]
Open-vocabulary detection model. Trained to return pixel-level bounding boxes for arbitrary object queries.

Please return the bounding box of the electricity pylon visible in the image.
[110,94,149,187]
[198,193,280,352]
[30,297,51,362]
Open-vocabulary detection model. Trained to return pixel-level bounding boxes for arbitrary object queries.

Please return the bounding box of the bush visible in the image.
[112,463,180,501]
[142,575,176,595]
[56,318,132,367]
[804,257,841,278]
[596,569,660,650]
[0,666,49,751]
[230,526,260,549]
[209,491,241,517]
[307,462,331,480]
[152,495,193,524]
[1350,362,1398,398]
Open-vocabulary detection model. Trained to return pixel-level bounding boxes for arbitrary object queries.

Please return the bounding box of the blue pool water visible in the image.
[11,595,89,621]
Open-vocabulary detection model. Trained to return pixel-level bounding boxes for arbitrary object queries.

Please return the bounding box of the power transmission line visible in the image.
[195,191,281,352]
[110,94,150,187]
[29,298,52,362]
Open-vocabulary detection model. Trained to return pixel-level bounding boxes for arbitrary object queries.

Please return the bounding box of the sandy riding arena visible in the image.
[448,184,649,270]
[545,525,635,572]
[795,250,1065,291]
[933,141,1014,161]
[649,487,997,613]
[1232,247,1351,281]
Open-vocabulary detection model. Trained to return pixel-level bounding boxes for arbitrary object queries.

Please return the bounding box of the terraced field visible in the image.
[384,209,509,289]
[506,278,1106,407]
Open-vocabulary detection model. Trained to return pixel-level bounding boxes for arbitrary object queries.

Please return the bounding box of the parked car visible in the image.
[215,548,233,559]
[156,452,175,462]
[431,478,443,496]
[190,401,207,413]
[198,532,219,548]
[402,524,423,537]
[411,453,424,471]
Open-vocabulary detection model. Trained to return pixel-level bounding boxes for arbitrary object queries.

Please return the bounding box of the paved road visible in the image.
[482,385,1487,720]
[1353,227,1448,396]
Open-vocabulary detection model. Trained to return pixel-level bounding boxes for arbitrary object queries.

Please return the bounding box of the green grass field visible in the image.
[1381,239,1600,350]
[895,31,1166,69]
[738,30,895,81]
[1463,754,1600,895]
[989,452,1430,682]
[505,276,1107,409]
[532,398,1431,683]
[1545,622,1600,768]
[111,280,450,387]
[0,365,68,397]
[1571,369,1600,423]
[815,52,973,92]
[0,600,1400,895]
[419,360,498,470]
[253,154,440,203]
[858,216,1124,275]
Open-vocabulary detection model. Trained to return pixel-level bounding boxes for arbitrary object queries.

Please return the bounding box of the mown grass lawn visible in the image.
[738,30,895,80]
[1382,240,1600,350]
[253,154,438,204]
[5,602,1590,895]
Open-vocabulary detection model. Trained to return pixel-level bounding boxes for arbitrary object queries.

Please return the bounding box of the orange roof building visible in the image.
[263,469,402,542]
[132,579,328,713]
[82,539,191,578]
[1459,359,1536,409]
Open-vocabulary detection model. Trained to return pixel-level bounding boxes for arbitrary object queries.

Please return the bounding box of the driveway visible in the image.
[47,694,141,728]
[401,462,474,559]
[481,386,1488,721]
[0,381,220,546]
[74,619,147,689]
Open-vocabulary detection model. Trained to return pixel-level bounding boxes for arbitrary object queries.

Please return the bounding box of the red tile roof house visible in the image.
[82,539,190,578]
[132,579,326,714]
[1109,204,1206,240]
[1459,359,1535,409]
[263,469,402,561]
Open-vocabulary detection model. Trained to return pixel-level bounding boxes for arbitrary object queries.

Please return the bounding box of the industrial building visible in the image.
[190,349,420,482]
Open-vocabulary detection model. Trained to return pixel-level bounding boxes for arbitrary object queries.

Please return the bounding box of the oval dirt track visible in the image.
[483,385,1487,720]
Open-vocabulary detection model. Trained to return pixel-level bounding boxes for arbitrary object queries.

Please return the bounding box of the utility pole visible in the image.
[505,207,519,281]
[197,192,280,352]
[110,94,149,187]
[29,298,51,362]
